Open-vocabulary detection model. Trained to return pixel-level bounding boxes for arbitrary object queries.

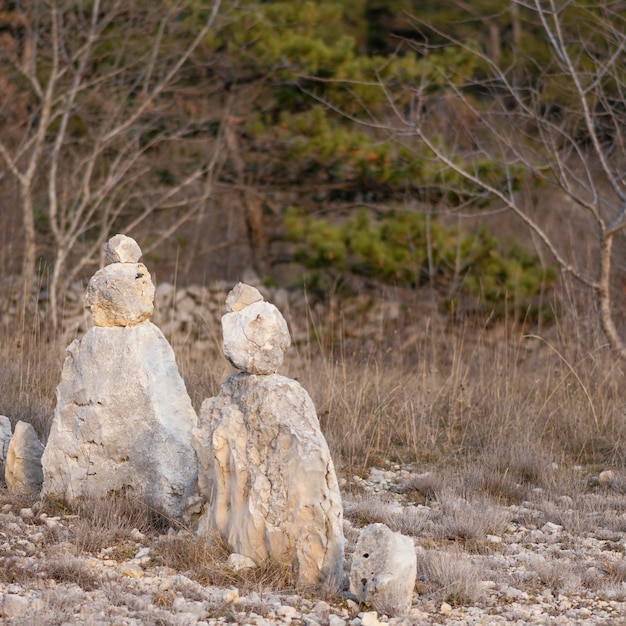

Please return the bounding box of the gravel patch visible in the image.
[2,463,626,625]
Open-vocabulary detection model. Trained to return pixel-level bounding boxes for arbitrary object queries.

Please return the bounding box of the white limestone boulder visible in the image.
[222,300,291,374]
[84,262,155,327]
[41,321,197,519]
[5,421,44,493]
[0,415,12,483]
[192,372,344,588]
[349,523,417,616]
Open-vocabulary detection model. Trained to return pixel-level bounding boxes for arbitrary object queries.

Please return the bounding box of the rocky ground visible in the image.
[1,463,626,625]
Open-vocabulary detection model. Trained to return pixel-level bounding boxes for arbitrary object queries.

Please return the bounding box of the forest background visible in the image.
[1,0,626,476]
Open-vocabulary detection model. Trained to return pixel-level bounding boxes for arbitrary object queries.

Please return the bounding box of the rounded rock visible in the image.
[222,300,290,374]
[227,553,256,572]
[105,234,143,264]
[84,263,155,327]
[598,470,615,486]
[349,523,416,617]
[225,282,264,312]
[5,421,44,494]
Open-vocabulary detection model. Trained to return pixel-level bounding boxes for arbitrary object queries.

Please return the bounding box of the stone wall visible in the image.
[56,279,410,363]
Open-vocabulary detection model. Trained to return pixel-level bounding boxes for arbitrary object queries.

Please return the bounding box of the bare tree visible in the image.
[320,0,626,354]
[0,0,225,331]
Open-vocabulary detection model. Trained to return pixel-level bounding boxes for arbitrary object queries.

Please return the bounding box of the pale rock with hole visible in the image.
[0,415,12,483]
[84,262,155,327]
[5,421,44,493]
[349,523,416,616]
[42,321,197,519]
[192,372,344,588]
[222,299,290,375]
[105,234,143,264]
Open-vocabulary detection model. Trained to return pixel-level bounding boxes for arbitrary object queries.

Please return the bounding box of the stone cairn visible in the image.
[190,283,345,588]
[41,235,198,520]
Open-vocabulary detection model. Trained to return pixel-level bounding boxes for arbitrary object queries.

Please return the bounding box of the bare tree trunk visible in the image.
[19,183,37,337]
[598,234,626,358]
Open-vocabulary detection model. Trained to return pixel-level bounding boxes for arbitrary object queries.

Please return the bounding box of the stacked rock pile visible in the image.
[41,235,198,520]
[190,283,346,588]
[1,236,419,618]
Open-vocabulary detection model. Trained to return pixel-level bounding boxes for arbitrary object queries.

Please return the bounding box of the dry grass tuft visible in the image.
[0,324,63,443]
[429,494,511,551]
[399,472,445,504]
[0,555,39,584]
[532,559,582,594]
[416,547,486,606]
[343,494,397,527]
[151,532,297,592]
[343,493,427,537]
[41,492,169,555]
[152,589,176,608]
[463,466,531,505]
[0,490,42,512]
[43,558,102,591]
[601,559,626,584]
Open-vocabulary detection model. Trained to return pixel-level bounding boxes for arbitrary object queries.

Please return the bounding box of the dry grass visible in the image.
[3,279,625,479]
[0,323,61,444]
[415,547,486,606]
[41,492,168,555]
[42,558,102,591]
[532,558,583,594]
[276,289,626,479]
[0,555,40,585]
[150,532,297,593]
[431,495,512,551]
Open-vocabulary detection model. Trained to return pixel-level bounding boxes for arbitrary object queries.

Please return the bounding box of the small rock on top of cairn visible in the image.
[84,235,155,327]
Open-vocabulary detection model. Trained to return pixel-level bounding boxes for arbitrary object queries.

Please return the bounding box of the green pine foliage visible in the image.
[285,207,555,317]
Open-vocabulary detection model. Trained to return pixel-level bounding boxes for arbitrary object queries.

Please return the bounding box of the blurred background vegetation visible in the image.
[3,0,605,324]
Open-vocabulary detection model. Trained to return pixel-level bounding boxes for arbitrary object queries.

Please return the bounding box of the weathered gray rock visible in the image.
[84,263,155,327]
[222,300,291,374]
[0,415,12,483]
[105,234,142,264]
[41,321,197,519]
[192,372,344,588]
[5,421,44,493]
[1,593,30,619]
[349,523,416,616]
[225,282,264,312]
